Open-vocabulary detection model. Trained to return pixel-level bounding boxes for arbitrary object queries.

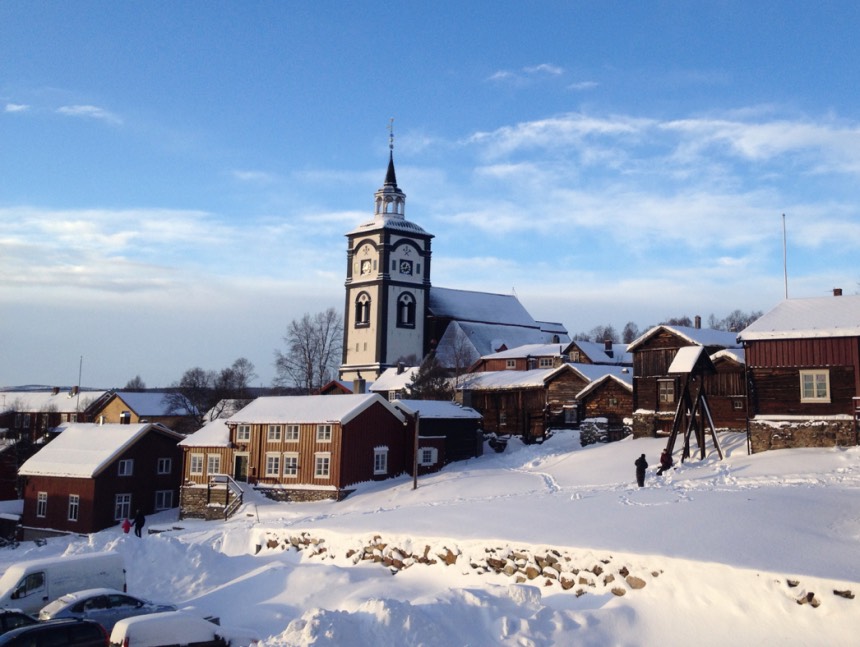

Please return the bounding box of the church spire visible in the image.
[374,118,406,219]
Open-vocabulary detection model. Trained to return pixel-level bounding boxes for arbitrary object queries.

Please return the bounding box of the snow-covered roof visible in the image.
[536,321,570,341]
[370,367,418,392]
[569,340,633,365]
[480,343,568,360]
[435,321,564,368]
[711,348,745,365]
[576,373,634,400]
[0,389,108,414]
[627,325,740,352]
[393,399,482,420]
[456,368,558,391]
[203,399,252,422]
[566,363,633,385]
[429,287,538,328]
[179,418,231,447]
[18,423,181,478]
[227,393,405,425]
[112,391,193,417]
[737,294,860,341]
[668,346,706,374]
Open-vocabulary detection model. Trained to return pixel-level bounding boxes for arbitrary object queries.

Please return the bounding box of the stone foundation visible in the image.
[255,487,353,503]
[631,411,673,438]
[180,485,238,521]
[749,417,858,454]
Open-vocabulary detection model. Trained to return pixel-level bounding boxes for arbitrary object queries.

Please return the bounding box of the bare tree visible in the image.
[621,322,640,344]
[124,375,146,391]
[662,315,693,327]
[721,309,763,332]
[589,324,619,343]
[273,308,343,394]
[166,367,216,429]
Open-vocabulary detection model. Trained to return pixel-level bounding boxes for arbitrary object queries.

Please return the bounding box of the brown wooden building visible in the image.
[576,374,634,441]
[628,324,744,437]
[738,292,860,453]
[93,391,197,433]
[18,423,183,539]
[0,388,110,445]
[179,394,411,509]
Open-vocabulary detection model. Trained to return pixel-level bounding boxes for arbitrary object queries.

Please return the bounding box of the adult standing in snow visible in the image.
[657,449,673,476]
[634,454,648,487]
[133,509,145,538]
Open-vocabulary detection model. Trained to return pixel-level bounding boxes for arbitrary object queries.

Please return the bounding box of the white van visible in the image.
[0,552,126,616]
[110,611,259,647]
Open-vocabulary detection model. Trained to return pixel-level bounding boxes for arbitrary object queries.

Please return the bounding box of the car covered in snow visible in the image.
[109,611,259,647]
[38,588,176,632]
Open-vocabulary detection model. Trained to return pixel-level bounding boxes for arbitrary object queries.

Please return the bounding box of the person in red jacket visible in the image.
[657,449,674,476]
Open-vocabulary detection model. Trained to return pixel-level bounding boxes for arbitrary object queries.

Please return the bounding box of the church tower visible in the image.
[340,128,433,382]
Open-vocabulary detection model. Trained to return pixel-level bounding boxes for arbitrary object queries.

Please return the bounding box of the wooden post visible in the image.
[412,412,420,490]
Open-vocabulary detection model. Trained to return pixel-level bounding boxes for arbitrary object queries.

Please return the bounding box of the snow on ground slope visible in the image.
[2,431,860,645]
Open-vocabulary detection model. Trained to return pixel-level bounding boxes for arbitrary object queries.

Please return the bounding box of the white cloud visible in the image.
[523,63,564,76]
[487,63,565,85]
[56,104,122,125]
[4,103,29,113]
[231,170,278,184]
[568,81,598,91]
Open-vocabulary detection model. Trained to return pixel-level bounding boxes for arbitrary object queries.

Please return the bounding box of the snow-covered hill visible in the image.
[3,431,859,645]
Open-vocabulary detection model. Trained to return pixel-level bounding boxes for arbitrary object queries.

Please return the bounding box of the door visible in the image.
[233,454,248,482]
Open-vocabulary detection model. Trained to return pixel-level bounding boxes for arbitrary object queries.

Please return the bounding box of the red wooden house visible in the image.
[179,394,410,509]
[18,423,183,539]
[737,292,860,453]
[628,324,744,437]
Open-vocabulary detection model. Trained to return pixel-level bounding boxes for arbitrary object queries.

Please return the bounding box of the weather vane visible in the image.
[388,118,394,151]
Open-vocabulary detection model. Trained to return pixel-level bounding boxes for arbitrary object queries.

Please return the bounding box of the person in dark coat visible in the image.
[657,449,674,476]
[634,454,648,487]
[133,510,145,538]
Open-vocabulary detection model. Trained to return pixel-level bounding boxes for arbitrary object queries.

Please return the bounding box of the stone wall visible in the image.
[255,487,352,503]
[750,417,858,454]
[180,485,237,521]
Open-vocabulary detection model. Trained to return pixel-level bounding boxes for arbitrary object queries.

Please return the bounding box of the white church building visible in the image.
[339,143,568,382]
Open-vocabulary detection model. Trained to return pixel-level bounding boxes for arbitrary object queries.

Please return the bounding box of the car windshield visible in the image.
[39,596,74,614]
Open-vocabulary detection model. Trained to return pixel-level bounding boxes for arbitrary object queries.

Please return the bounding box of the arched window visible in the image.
[355,292,371,327]
[397,293,416,328]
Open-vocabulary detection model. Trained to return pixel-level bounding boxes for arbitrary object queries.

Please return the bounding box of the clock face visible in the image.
[360,260,372,275]
[399,260,412,274]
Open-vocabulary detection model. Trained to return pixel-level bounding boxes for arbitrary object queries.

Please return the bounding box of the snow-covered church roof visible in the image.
[429,287,540,328]
[738,294,860,341]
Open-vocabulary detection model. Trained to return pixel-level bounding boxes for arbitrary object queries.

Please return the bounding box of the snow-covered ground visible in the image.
[3,431,860,646]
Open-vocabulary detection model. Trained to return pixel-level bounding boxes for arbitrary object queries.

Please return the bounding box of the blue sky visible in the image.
[2,1,859,388]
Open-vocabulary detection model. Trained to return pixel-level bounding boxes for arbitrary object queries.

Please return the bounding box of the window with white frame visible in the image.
[539,358,554,368]
[190,454,204,475]
[316,424,332,442]
[36,492,47,518]
[373,447,389,475]
[157,457,172,475]
[505,359,516,369]
[207,454,221,476]
[267,425,282,442]
[265,453,281,477]
[236,425,251,442]
[285,425,300,441]
[499,411,507,426]
[283,453,299,478]
[114,494,131,521]
[155,490,173,510]
[68,494,79,522]
[800,370,830,402]
[314,453,331,478]
[659,380,675,404]
[118,459,134,476]
[419,447,438,466]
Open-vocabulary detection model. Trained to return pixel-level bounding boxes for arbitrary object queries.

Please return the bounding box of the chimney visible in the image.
[51,387,59,395]
[353,377,366,394]
[397,362,404,375]
[604,339,614,358]
[834,288,843,296]
[694,315,701,329]
[70,386,79,396]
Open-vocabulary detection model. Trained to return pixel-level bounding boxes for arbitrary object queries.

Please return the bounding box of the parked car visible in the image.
[0,552,126,616]
[0,610,37,635]
[0,618,108,646]
[39,588,175,632]
[110,611,259,647]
